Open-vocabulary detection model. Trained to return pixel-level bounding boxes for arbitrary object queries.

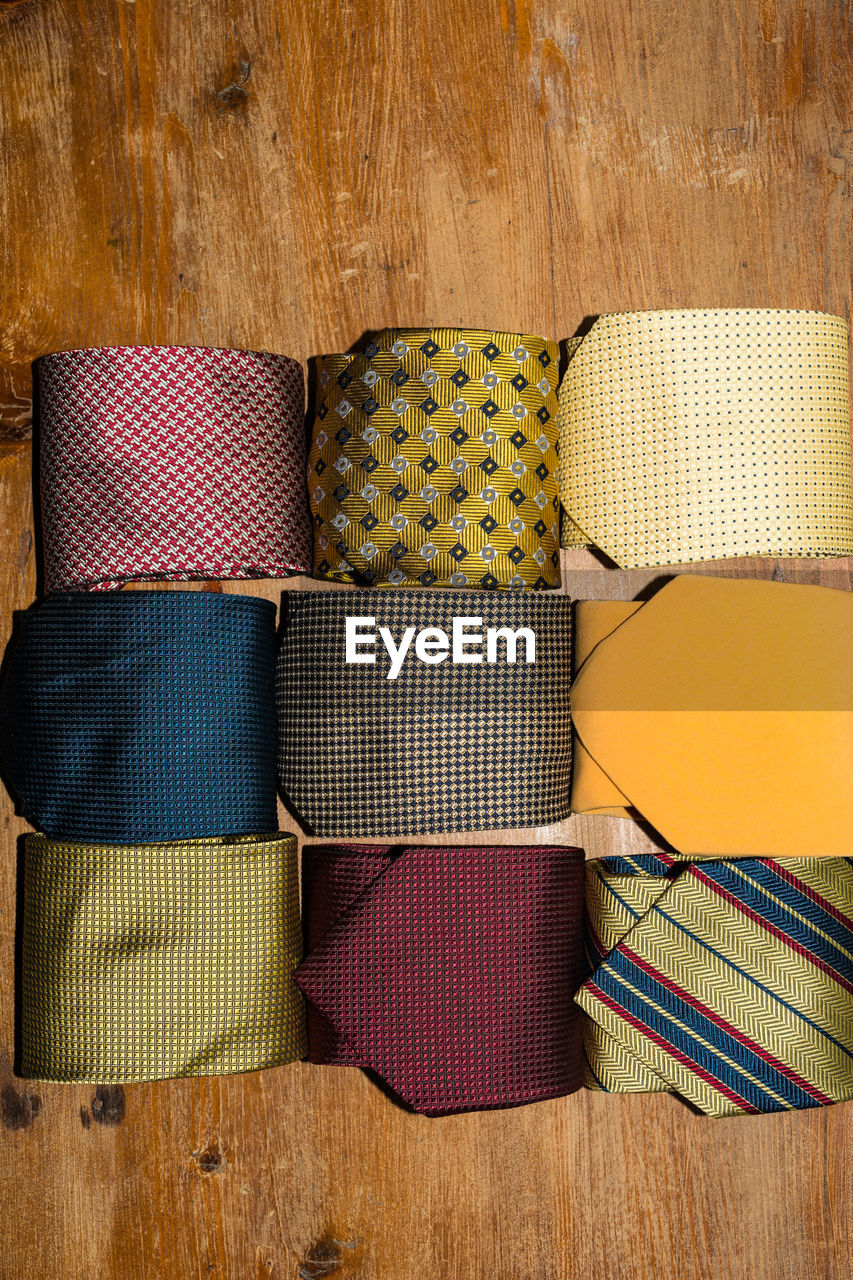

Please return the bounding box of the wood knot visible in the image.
[215,83,248,111]
[89,1084,126,1127]
[298,1242,343,1280]
[297,1237,363,1279]
[215,58,251,114]
[194,1139,227,1174]
[1,1083,41,1131]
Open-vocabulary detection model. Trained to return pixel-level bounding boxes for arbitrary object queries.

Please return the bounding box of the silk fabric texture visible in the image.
[558,308,853,566]
[296,844,586,1114]
[276,589,573,836]
[571,575,853,857]
[0,591,278,842]
[20,833,306,1082]
[39,344,313,592]
[580,853,853,1115]
[309,328,561,589]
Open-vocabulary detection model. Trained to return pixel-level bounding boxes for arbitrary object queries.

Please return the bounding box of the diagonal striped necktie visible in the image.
[578,853,853,1115]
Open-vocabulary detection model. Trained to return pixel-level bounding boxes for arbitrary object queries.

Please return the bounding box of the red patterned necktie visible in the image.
[295,844,586,1115]
[38,344,313,592]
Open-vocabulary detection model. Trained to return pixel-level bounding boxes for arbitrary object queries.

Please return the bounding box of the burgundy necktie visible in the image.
[295,844,586,1115]
[38,344,313,592]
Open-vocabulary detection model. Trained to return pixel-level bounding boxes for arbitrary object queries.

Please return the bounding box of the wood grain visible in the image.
[1,1,851,1277]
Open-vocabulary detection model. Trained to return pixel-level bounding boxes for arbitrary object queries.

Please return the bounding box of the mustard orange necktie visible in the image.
[571,575,853,857]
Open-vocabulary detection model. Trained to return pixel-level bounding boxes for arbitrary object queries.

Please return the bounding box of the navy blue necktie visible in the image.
[0,591,278,842]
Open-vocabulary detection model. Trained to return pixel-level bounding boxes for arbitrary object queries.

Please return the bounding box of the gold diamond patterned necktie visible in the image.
[558,308,853,566]
[309,327,561,588]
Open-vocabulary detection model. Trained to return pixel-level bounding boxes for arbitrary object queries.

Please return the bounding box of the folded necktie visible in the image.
[20,832,306,1082]
[0,591,278,841]
[579,853,853,1115]
[277,589,573,836]
[557,309,853,566]
[570,575,853,856]
[39,344,313,592]
[295,843,585,1114]
[308,327,561,589]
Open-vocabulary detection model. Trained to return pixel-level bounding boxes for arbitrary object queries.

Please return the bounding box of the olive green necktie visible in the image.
[21,833,307,1082]
[309,327,561,589]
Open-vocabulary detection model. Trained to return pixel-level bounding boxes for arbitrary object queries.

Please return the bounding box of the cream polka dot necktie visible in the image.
[558,308,853,566]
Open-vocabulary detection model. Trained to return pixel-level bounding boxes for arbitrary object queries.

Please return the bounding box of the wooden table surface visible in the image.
[1,2,851,1277]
